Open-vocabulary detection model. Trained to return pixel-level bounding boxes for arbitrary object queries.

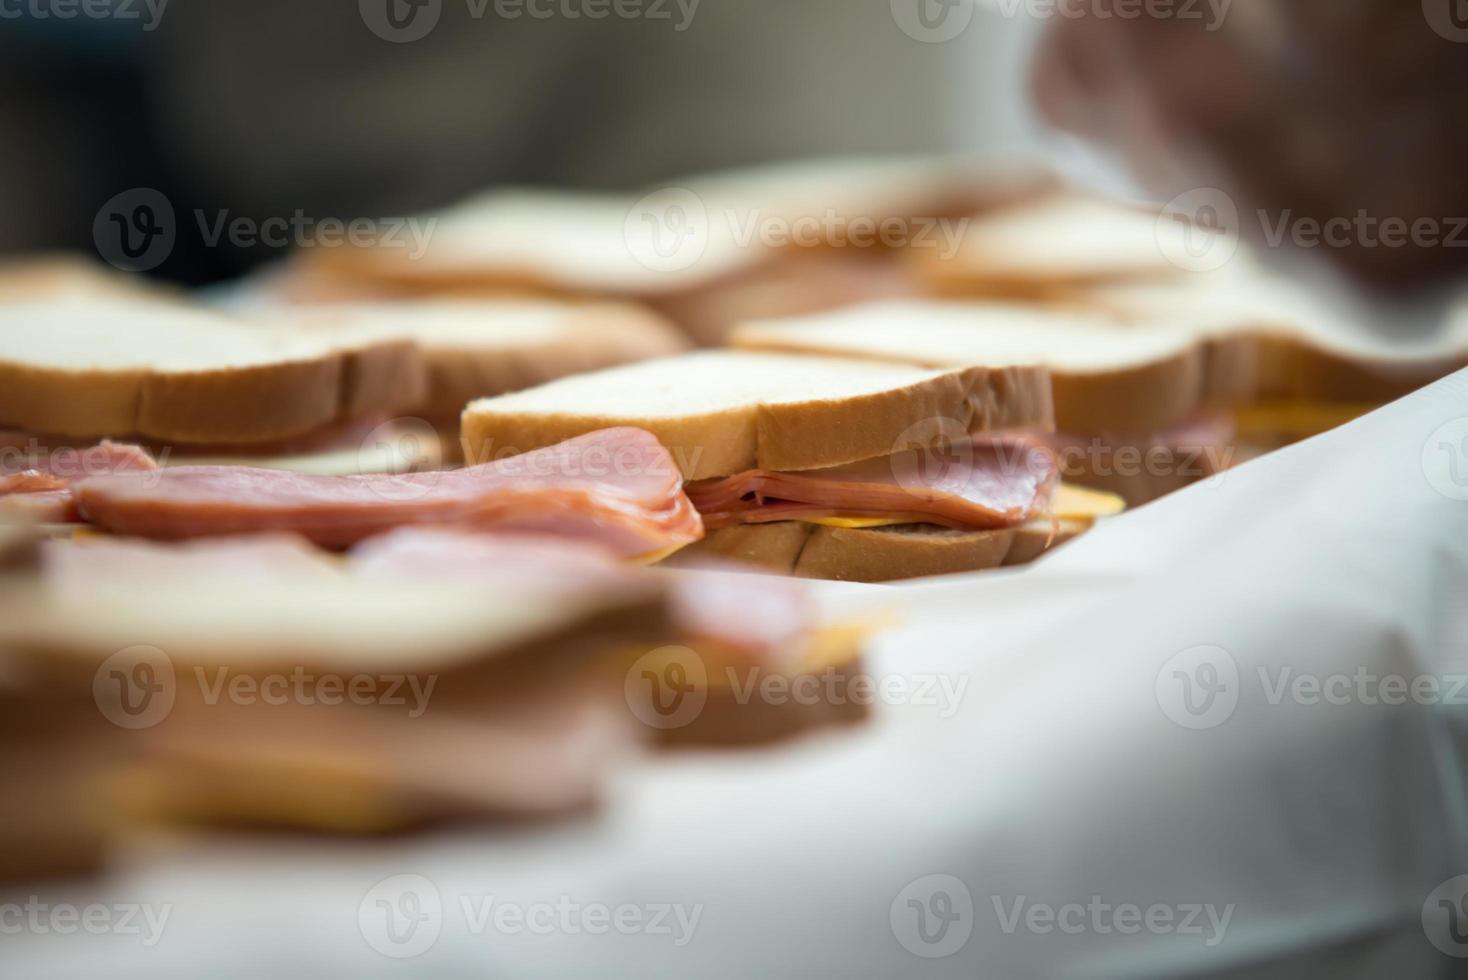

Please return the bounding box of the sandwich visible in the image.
[287,157,1004,345]
[0,530,676,838]
[910,187,1232,300]
[730,301,1231,507]
[0,297,427,491]
[1080,272,1468,450]
[273,298,687,458]
[0,523,875,865]
[458,349,1082,582]
[0,295,688,524]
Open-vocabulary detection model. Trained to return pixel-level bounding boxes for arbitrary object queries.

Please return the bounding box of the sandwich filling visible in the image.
[71,427,704,557]
[686,434,1058,532]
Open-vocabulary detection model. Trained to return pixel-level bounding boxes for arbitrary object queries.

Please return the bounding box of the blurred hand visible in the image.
[1032,1,1468,296]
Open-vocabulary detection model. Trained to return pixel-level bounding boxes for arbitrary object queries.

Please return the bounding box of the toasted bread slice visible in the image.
[731,300,1206,434]
[461,349,1053,480]
[278,299,687,416]
[0,299,424,443]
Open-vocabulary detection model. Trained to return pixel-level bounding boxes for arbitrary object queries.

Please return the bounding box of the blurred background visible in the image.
[0,1,1044,284]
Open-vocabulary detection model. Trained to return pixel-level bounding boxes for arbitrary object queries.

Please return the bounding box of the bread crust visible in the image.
[743,330,1197,436]
[421,304,686,415]
[679,521,1028,582]
[0,318,424,444]
[461,358,1054,479]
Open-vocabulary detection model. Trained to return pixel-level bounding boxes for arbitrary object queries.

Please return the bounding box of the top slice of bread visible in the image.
[461,349,1053,480]
[302,158,1000,301]
[307,188,764,300]
[731,301,1207,434]
[1084,272,1468,403]
[0,299,424,443]
[275,299,687,416]
[914,190,1237,297]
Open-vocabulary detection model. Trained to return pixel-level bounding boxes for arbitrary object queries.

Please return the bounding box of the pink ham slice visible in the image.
[73,428,704,557]
[0,440,157,524]
[0,489,78,524]
[686,434,1058,532]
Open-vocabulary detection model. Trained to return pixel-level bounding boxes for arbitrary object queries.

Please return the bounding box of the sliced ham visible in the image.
[0,439,157,482]
[686,434,1058,531]
[73,428,704,557]
[0,440,157,525]
[0,489,78,524]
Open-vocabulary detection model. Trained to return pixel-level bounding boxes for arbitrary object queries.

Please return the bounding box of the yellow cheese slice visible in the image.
[1052,484,1125,522]
[1234,401,1378,441]
[789,484,1125,531]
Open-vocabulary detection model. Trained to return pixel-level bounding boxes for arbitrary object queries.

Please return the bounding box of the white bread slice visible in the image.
[732,300,1207,434]
[0,299,424,443]
[1086,272,1468,404]
[304,158,991,297]
[0,255,171,304]
[914,190,1234,297]
[276,299,687,416]
[306,188,762,300]
[460,349,1053,480]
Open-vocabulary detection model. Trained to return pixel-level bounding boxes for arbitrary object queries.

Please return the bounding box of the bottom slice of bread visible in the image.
[676,521,1083,583]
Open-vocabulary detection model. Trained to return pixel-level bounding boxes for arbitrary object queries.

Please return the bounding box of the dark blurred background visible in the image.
[0,1,1039,285]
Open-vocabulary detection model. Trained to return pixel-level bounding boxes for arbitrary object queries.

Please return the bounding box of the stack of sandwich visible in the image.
[282,157,1023,345]
[912,187,1468,463]
[8,162,1460,883]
